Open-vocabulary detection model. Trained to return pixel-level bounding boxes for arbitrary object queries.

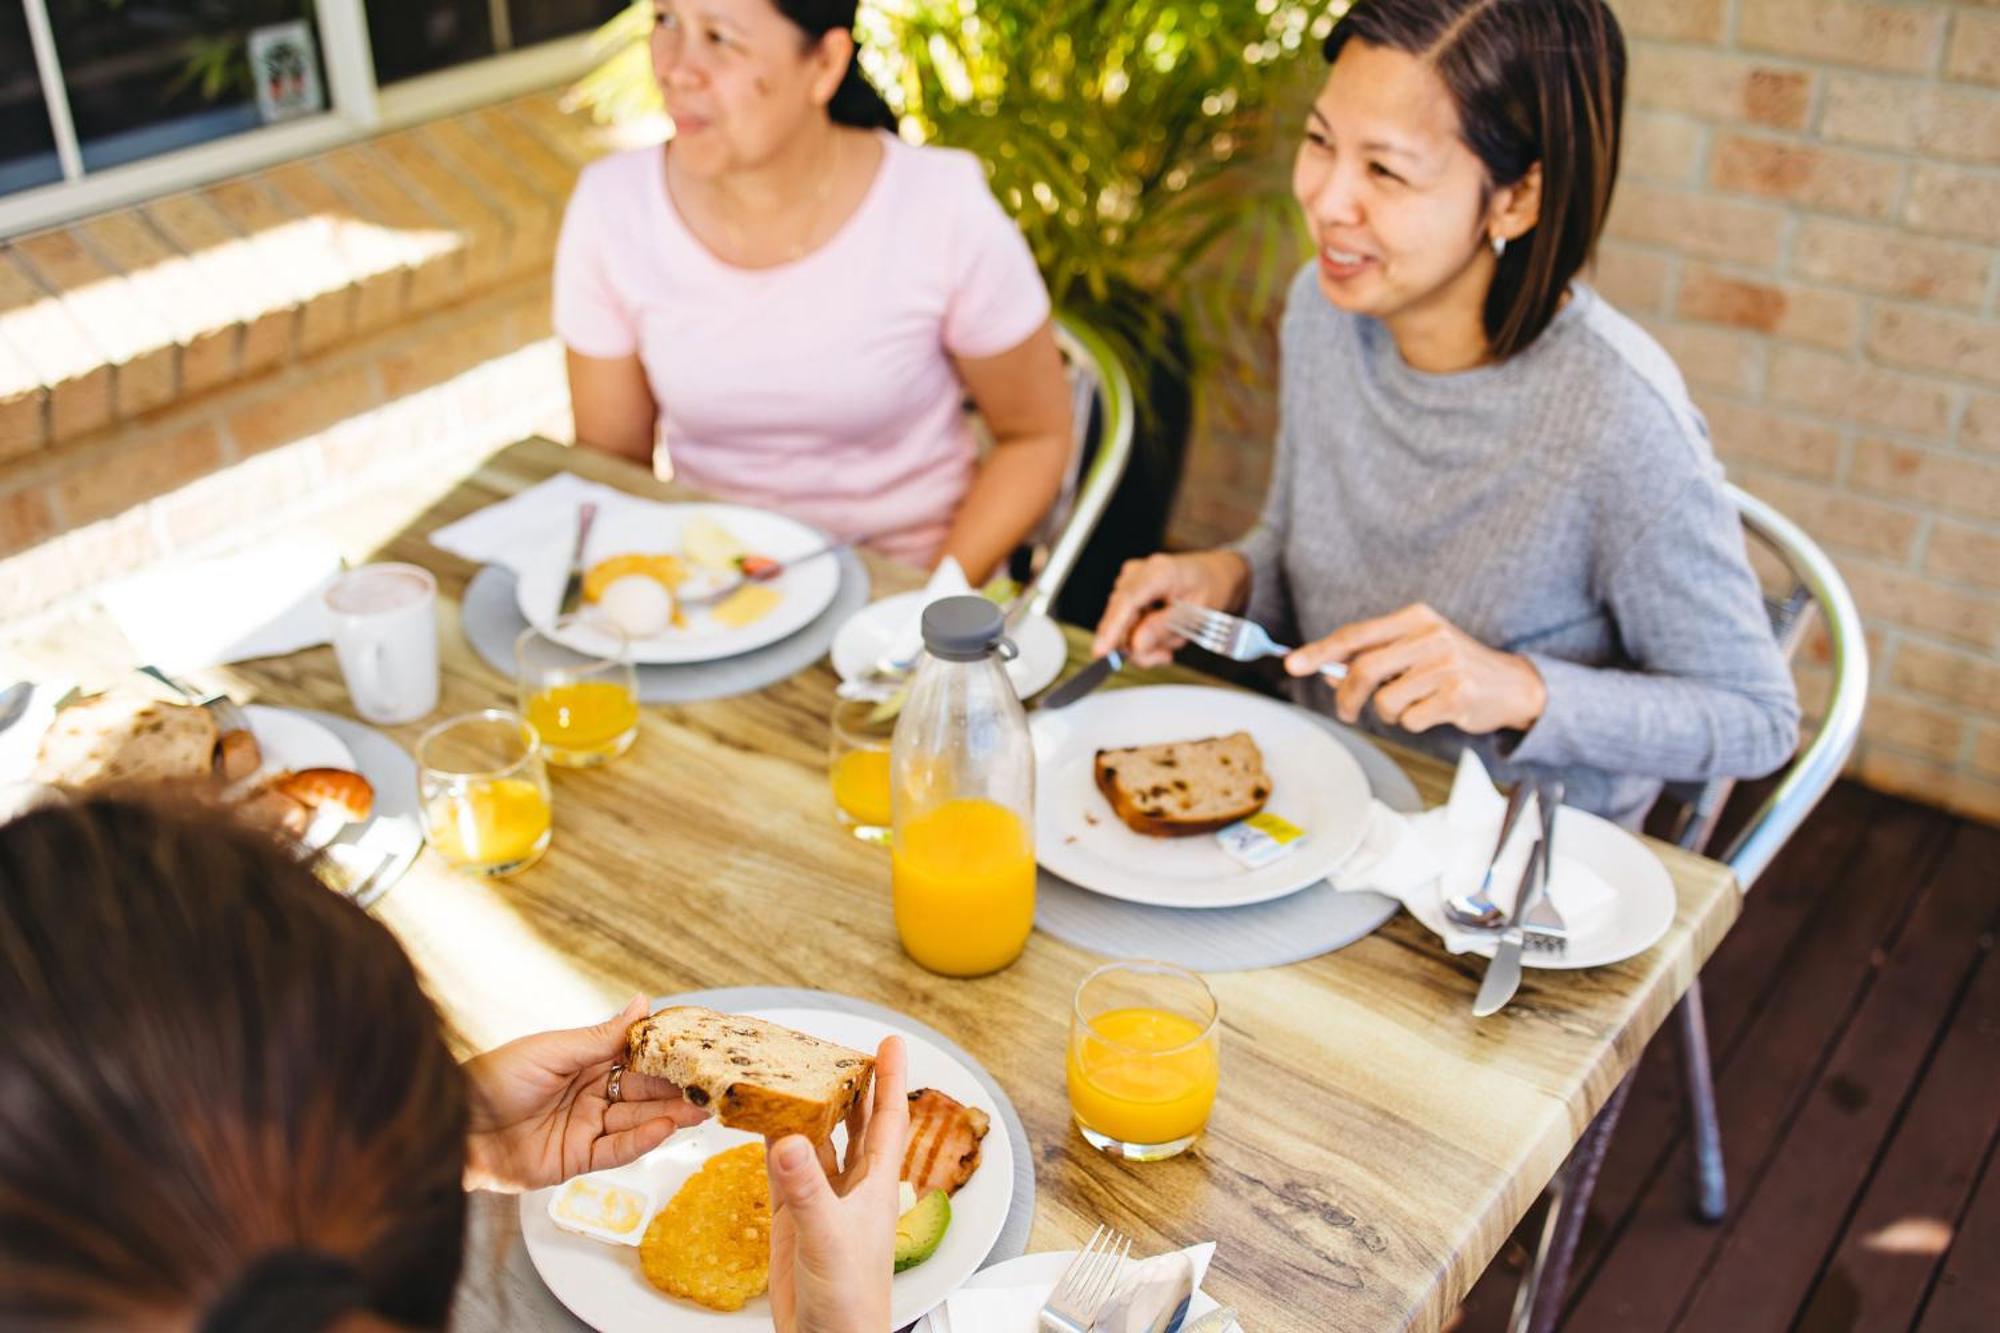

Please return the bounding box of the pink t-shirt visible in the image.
[553,133,1052,565]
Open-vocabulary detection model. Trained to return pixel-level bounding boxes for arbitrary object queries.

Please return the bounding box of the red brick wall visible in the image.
[1170,0,2000,825]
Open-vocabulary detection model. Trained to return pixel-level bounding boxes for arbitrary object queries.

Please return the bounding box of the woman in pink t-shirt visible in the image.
[555,0,1073,579]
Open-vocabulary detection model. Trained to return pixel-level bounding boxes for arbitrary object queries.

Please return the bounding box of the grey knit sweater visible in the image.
[1234,266,1800,827]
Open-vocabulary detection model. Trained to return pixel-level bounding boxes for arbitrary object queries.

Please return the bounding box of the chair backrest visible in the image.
[1664,485,1869,891]
[1014,315,1137,617]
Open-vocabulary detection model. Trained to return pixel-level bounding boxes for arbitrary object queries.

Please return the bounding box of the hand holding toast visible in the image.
[766,1035,911,1333]
[462,995,710,1192]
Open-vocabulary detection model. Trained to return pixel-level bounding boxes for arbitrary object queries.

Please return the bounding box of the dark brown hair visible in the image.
[0,797,468,1331]
[1325,0,1627,359]
[772,0,898,132]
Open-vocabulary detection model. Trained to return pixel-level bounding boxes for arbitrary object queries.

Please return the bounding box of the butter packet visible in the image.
[547,1173,655,1246]
[1215,811,1307,868]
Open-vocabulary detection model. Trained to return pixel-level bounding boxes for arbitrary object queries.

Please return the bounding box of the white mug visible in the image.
[326,563,440,725]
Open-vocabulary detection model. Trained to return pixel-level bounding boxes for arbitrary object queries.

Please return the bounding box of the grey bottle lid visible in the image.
[921,595,1005,662]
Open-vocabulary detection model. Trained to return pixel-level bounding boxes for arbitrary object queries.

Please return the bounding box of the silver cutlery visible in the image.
[138,665,249,737]
[1163,603,1348,680]
[0,682,30,734]
[1444,781,1533,932]
[1180,1309,1240,1333]
[1040,1225,1132,1333]
[554,501,597,621]
[1040,649,1123,711]
[676,538,849,609]
[1473,828,1556,1018]
[1521,780,1568,947]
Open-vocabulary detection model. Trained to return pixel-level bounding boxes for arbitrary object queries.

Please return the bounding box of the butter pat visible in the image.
[1214,810,1306,869]
[548,1175,655,1246]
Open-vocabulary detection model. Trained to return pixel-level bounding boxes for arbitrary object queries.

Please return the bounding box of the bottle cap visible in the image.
[921,595,1005,662]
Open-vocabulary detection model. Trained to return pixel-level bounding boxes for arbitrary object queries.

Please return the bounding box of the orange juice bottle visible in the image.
[890,596,1035,977]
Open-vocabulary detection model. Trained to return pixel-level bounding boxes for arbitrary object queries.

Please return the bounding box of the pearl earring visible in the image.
[1492,234,1507,257]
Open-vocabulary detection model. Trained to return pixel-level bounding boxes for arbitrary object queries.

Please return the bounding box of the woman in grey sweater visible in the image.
[1094,0,1799,828]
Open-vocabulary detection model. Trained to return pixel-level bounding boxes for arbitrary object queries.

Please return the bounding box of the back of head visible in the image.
[0,797,468,1331]
[1327,0,1628,358]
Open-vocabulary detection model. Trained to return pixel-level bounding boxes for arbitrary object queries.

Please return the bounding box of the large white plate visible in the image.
[1406,805,1679,970]
[513,500,843,665]
[913,1249,1224,1333]
[241,704,357,853]
[831,591,1067,700]
[520,1005,1015,1332]
[1032,686,1373,910]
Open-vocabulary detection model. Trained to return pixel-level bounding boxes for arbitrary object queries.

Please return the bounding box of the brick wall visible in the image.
[0,93,601,626]
[1171,0,2000,826]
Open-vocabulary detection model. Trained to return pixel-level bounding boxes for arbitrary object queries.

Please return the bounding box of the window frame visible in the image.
[0,0,609,239]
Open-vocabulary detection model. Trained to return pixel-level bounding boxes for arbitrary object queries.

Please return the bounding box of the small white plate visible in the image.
[831,592,1067,701]
[520,1004,1015,1333]
[514,500,842,665]
[1406,806,1678,970]
[241,704,357,852]
[1031,685,1373,910]
[914,1248,1222,1333]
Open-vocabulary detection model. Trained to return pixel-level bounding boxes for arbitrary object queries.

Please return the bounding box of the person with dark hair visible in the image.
[557,0,1073,584]
[0,796,909,1331]
[1094,0,1799,827]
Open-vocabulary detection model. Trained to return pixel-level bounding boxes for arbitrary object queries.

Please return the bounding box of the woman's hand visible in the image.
[462,996,709,1193]
[1287,603,1547,735]
[766,1036,911,1333]
[1092,550,1252,666]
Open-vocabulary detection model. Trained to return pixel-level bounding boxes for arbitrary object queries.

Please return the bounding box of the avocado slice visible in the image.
[894,1188,951,1272]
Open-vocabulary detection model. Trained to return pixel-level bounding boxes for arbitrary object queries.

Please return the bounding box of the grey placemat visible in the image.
[298,709,424,911]
[460,550,872,704]
[477,986,1035,1333]
[1033,716,1419,972]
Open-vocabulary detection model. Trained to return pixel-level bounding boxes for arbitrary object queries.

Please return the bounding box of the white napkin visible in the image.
[927,1243,1216,1333]
[1328,750,1617,954]
[97,539,341,673]
[427,472,632,574]
[886,557,971,663]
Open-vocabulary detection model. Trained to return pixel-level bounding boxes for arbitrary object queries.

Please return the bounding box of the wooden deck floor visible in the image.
[1453,781,2000,1332]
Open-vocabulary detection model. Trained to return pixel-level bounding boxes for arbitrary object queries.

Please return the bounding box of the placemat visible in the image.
[459,552,871,704]
[1033,715,1418,972]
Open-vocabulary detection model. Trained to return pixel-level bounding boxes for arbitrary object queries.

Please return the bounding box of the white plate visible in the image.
[514,500,842,665]
[913,1249,1223,1333]
[1031,686,1372,910]
[831,592,1067,701]
[1406,806,1678,970]
[241,704,357,853]
[520,1005,1015,1332]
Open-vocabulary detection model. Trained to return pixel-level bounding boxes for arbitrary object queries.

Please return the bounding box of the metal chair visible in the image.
[996,314,1137,618]
[1507,483,1870,1333]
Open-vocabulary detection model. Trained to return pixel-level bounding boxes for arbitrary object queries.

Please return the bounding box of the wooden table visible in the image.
[3,438,1740,1332]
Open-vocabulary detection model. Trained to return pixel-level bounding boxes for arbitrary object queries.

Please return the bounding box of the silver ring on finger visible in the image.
[606,1061,625,1105]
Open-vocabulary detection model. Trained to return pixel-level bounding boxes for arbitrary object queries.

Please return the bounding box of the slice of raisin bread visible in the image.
[1093,731,1271,837]
[626,1006,874,1142]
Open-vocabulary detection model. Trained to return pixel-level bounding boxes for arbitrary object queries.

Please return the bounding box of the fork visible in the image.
[1164,603,1349,681]
[138,664,249,736]
[1521,780,1568,951]
[1039,1225,1132,1333]
[678,538,851,609]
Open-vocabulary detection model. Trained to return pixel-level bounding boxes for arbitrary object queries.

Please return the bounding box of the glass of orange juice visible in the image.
[418,709,553,877]
[515,619,640,767]
[1067,960,1220,1162]
[829,698,895,845]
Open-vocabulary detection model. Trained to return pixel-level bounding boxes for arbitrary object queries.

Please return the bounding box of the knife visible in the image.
[555,501,598,621]
[1180,1308,1239,1333]
[1472,835,1546,1019]
[1040,649,1123,710]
